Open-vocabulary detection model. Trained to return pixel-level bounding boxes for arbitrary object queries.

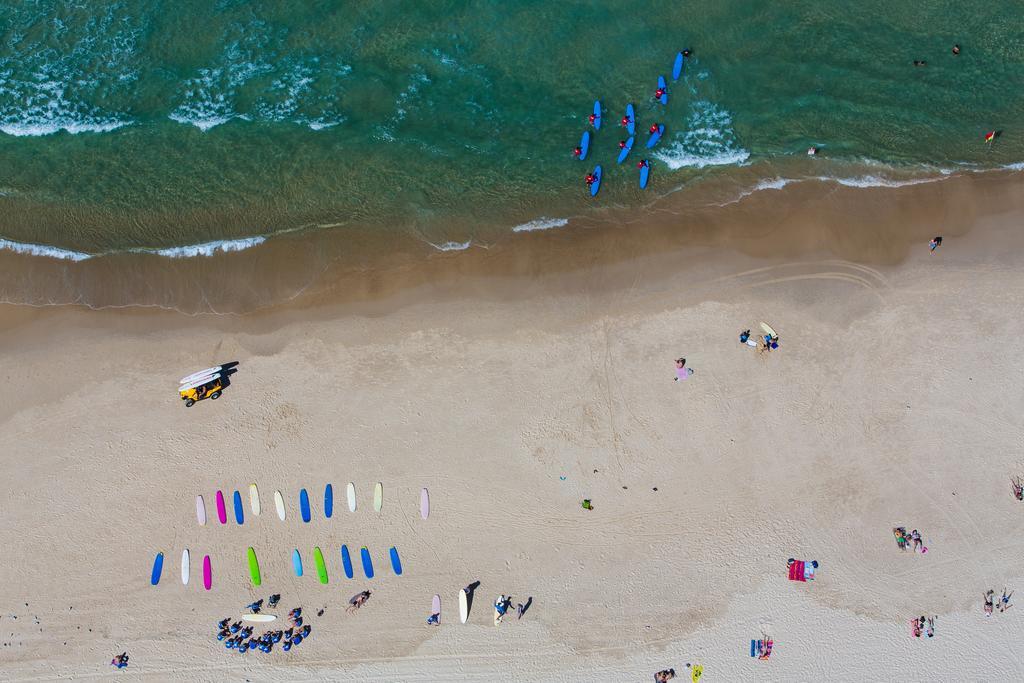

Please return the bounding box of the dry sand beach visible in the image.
[3,174,1024,680]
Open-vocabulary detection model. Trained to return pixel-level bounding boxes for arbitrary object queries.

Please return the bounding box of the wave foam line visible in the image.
[0,235,268,262]
[428,240,472,252]
[512,217,569,233]
[0,238,92,261]
[0,120,131,137]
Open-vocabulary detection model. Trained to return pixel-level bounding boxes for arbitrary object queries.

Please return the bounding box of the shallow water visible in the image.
[0,0,1021,257]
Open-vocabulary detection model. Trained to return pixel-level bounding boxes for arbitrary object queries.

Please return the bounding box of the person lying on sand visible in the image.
[910,529,923,552]
[347,591,371,613]
[892,527,908,550]
[1012,477,1023,501]
[984,590,995,616]
[999,589,1013,612]
[925,616,935,638]
[654,668,676,682]
[910,618,922,637]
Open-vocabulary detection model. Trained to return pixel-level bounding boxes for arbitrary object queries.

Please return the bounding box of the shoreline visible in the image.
[1,165,1022,316]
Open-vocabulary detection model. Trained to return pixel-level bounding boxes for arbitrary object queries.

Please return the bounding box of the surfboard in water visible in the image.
[232,490,244,525]
[274,490,286,521]
[617,136,634,164]
[196,495,206,526]
[215,490,227,524]
[420,488,429,520]
[299,488,311,523]
[202,555,212,590]
[314,546,328,584]
[324,484,334,518]
[640,161,651,189]
[247,547,261,586]
[646,125,664,149]
[360,546,374,578]
[249,483,260,515]
[578,130,590,161]
[592,100,601,130]
[346,482,356,512]
[623,103,635,135]
[292,549,303,577]
[373,482,383,513]
[672,51,686,81]
[181,549,190,585]
[657,75,668,105]
[389,547,403,576]
[150,552,164,585]
[590,165,602,197]
[341,545,354,579]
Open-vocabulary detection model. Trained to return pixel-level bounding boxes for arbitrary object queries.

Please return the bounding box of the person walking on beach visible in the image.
[674,358,693,381]
[929,236,942,252]
[346,591,371,613]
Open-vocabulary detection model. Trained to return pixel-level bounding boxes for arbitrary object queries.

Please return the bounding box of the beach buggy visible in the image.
[178,367,225,407]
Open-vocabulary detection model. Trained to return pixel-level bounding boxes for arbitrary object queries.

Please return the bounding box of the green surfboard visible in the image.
[313,546,328,584]
[247,547,261,586]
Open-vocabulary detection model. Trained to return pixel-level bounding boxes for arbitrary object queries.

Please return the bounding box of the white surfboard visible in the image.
[459,589,469,624]
[347,482,356,512]
[249,483,260,515]
[373,482,383,513]
[274,490,286,521]
[242,614,277,623]
[420,488,429,520]
[181,549,190,585]
[196,495,206,526]
[179,366,222,385]
[178,372,221,393]
[760,321,778,338]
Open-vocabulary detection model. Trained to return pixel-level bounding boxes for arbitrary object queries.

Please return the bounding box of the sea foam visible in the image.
[512,217,569,233]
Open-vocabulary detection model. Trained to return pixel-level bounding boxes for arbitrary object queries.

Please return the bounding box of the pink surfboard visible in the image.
[215,490,227,524]
[203,555,212,590]
[420,488,430,520]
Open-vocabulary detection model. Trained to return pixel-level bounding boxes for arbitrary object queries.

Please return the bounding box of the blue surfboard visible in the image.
[360,546,374,579]
[624,103,635,135]
[232,490,244,525]
[299,488,311,523]
[673,52,684,81]
[640,161,650,189]
[150,552,164,585]
[589,165,602,197]
[657,75,668,105]
[341,545,354,579]
[579,130,590,161]
[292,549,303,577]
[389,547,403,575]
[617,136,634,164]
[646,124,664,149]
[593,100,602,130]
[324,483,333,519]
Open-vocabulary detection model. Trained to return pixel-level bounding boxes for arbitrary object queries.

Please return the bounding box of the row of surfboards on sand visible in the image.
[577,50,689,195]
[151,544,403,588]
[195,483,429,525]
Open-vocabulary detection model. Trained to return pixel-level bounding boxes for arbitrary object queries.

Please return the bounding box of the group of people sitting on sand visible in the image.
[217,594,312,653]
[738,329,779,353]
[983,589,1012,616]
[892,527,926,553]
[910,615,935,638]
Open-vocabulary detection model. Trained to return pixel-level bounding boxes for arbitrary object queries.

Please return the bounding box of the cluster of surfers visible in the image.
[217,595,312,653]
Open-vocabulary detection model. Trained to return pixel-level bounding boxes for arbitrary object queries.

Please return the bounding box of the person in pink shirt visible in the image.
[674,358,693,381]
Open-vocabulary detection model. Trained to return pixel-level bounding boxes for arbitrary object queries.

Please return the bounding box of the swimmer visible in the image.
[573,146,582,158]
[807,146,818,156]
[649,123,660,134]
[913,60,926,67]
[585,173,596,186]
[682,49,692,57]
[621,115,632,127]
[952,44,960,55]
[655,87,665,99]
[619,140,627,149]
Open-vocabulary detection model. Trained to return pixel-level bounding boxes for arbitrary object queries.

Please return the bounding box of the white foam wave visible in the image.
[512,217,569,233]
[653,100,749,170]
[1004,161,1024,171]
[0,119,129,137]
[821,174,946,189]
[0,238,92,261]
[429,240,472,252]
[143,236,267,258]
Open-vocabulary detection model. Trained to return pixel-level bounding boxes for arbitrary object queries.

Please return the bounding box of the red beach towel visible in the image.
[788,560,806,582]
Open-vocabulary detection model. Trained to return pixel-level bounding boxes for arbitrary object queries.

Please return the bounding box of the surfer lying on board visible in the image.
[589,113,598,126]
[682,49,692,57]
[585,172,597,186]
[638,160,649,169]
[649,123,660,134]
[621,114,632,127]
[619,140,628,149]
[573,146,582,158]
[655,86,666,100]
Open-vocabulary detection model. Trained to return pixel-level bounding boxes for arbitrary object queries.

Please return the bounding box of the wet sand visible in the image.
[2,174,1024,680]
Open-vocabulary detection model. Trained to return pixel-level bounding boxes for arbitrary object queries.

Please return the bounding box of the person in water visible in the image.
[952,44,960,55]
[649,123,660,134]
[682,49,692,57]
[588,113,597,125]
[655,87,665,99]
[573,146,582,158]
[619,140,627,149]
[913,60,926,67]
[621,115,631,127]
[637,159,649,169]
[585,173,596,186]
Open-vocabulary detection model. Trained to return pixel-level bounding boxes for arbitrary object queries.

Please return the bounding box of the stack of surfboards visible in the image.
[178,366,222,393]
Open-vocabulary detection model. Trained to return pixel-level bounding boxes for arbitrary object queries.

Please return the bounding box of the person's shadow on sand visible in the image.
[464,581,480,616]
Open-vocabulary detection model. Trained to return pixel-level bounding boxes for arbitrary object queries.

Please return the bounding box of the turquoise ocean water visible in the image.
[0,0,1022,260]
